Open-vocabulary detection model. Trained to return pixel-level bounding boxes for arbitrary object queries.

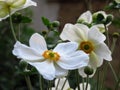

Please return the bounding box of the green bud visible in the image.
[112,32,120,38]
[84,66,94,75]
[41,30,48,35]
[19,60,28,70]
[93,13,105,23]
[104,14,113,25]
[52,21,60,27]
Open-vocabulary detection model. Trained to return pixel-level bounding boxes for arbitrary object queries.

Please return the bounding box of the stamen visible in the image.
[80,41,94,53]
[42,50,60,62]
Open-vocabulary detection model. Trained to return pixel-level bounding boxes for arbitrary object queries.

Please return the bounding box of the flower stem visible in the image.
[55,78,60,90]
[39,75,43,90]
[25,75,33,90]
[75,70,80,90]
[61,78,67,90]
[108,62,118,82]
[96,70,100,90]
[115,76,120,90]
[85,75,89,90]
[9,14,17,41]
[82,78,85,90]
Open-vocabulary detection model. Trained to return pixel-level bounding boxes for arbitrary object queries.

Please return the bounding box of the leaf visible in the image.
[41,16,51,26]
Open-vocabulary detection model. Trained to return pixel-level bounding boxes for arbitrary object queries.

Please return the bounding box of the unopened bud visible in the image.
[19,60,28,70]
[84,66,94,75]
[52,21,60,27]
[112,32,120,38]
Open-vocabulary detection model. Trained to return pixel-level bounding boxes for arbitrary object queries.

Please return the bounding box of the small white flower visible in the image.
[60,24,112,77]
[12,33,89,80]
[0,0,37,21]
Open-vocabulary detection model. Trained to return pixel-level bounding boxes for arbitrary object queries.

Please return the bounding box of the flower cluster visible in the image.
[0,0,116,90]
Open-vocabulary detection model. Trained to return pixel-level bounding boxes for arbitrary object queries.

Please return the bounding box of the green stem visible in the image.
[85,75,89,90]
[100,62,108,90]
[76,70,80,90]
[39,75,43,90]
[96,70,100,90]
[61,78,67,90]
[25,75,33,90]
[9,13,17,41]
[82,78,85,90]
[55,78,60,90]
[115,76,120,90]
[49,81,52,90]
[108,62,118,82]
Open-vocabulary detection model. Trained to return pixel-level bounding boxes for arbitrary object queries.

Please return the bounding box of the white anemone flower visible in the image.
[12,33,89,80]
[0,0,37,21]
[60,24,112,77]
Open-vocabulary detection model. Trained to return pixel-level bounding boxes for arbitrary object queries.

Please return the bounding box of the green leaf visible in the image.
[21,16,32,23]
[41,16,51,26]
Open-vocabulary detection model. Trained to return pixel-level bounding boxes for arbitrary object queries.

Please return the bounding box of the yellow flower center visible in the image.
[80,41,94,54]
[42,50,60,62]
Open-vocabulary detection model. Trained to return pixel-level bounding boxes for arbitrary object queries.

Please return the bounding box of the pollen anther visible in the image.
[80,41,94,53]
[42,50,60,61]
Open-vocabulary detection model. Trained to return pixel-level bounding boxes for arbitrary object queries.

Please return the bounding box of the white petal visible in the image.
[29,33,47,54]
[78,11,92,24]
[94,43,112,61]
[60,23,85,43]
[54,64,68,78]
[78,67,96,78]
[23,0,37,8]
[89,52,99,68]
[75,24,89,39]
[91,24,105,33]
[57,50,89,70]
[29,61,55,80]
[53,42,79,55]
[12,41,43,61]
[88,26,106,44]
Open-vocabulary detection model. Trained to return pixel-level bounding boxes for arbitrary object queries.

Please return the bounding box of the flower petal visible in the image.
[75,24,89,39]
[12,41,43,61]
[77,11,92,24]
[89,52,99,68]
[53,42,79,55]
[57,50,89,70]
[23,0,37,8]
[29,61,55,80]
[11,0,26,8]
[0,1,9,18]
[94,43,112,61]
[88,26,106,44]
[60,23,85,43]
[54,64,68,78]
[29,33,47,54]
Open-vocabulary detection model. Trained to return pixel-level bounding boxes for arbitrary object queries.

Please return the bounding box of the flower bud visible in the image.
[19,60,28,70]
[104,14,113,25]
[41,30,48,35]
[52,21,60,27]
[112,32,120,38]
[93,13,105,24]
[84,66,94,75]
